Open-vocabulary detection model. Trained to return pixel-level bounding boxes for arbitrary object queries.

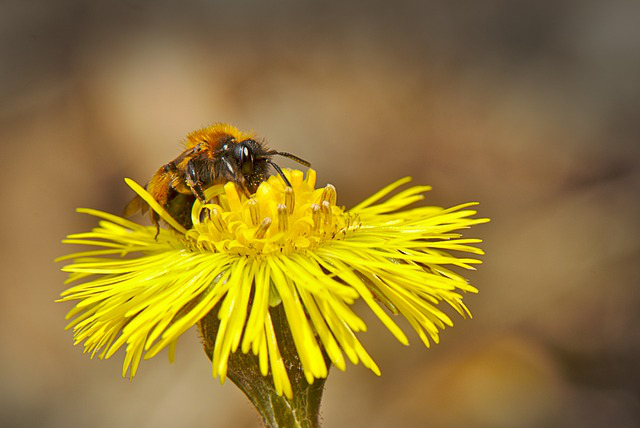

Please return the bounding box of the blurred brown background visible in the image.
[1,1,639,427]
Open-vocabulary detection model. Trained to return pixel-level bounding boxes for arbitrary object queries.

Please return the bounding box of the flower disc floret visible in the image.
[186,169,355,256]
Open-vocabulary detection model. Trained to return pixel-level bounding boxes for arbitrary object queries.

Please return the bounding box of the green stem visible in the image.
[198,304,329,428]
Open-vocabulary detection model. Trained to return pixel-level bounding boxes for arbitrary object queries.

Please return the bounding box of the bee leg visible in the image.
[185,159,206,202]
[151,211,161,239]
[240,185,252,198]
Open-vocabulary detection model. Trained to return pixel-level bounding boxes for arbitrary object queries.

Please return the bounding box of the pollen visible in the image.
[184,169,355,257]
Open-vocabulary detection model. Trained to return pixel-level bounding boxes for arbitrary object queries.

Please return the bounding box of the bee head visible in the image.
[222,135,310,190]
[233,139,259,175]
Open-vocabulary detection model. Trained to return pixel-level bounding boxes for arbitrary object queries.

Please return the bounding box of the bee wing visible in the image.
[123,194,149,217]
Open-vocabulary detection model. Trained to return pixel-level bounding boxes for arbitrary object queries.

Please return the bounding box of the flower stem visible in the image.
[198,304,329,428]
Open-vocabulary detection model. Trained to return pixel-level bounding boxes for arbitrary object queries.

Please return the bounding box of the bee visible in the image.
[124,123,310,230]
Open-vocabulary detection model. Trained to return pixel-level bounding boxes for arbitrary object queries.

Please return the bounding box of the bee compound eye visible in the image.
[234,143,253,175]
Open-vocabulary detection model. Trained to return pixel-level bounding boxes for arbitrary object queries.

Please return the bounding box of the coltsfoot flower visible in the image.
[58,169,488,398]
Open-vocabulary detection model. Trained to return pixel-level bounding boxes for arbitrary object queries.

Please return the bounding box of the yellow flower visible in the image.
[58,169,488,398]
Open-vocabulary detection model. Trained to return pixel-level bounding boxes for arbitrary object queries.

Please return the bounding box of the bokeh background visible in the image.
[1,1,639,427]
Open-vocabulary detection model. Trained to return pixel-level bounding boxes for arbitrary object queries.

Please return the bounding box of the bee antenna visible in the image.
[268,151,311,167]
[266,159,293,188]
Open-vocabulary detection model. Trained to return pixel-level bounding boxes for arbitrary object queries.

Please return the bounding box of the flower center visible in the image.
[184,169,358,256]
